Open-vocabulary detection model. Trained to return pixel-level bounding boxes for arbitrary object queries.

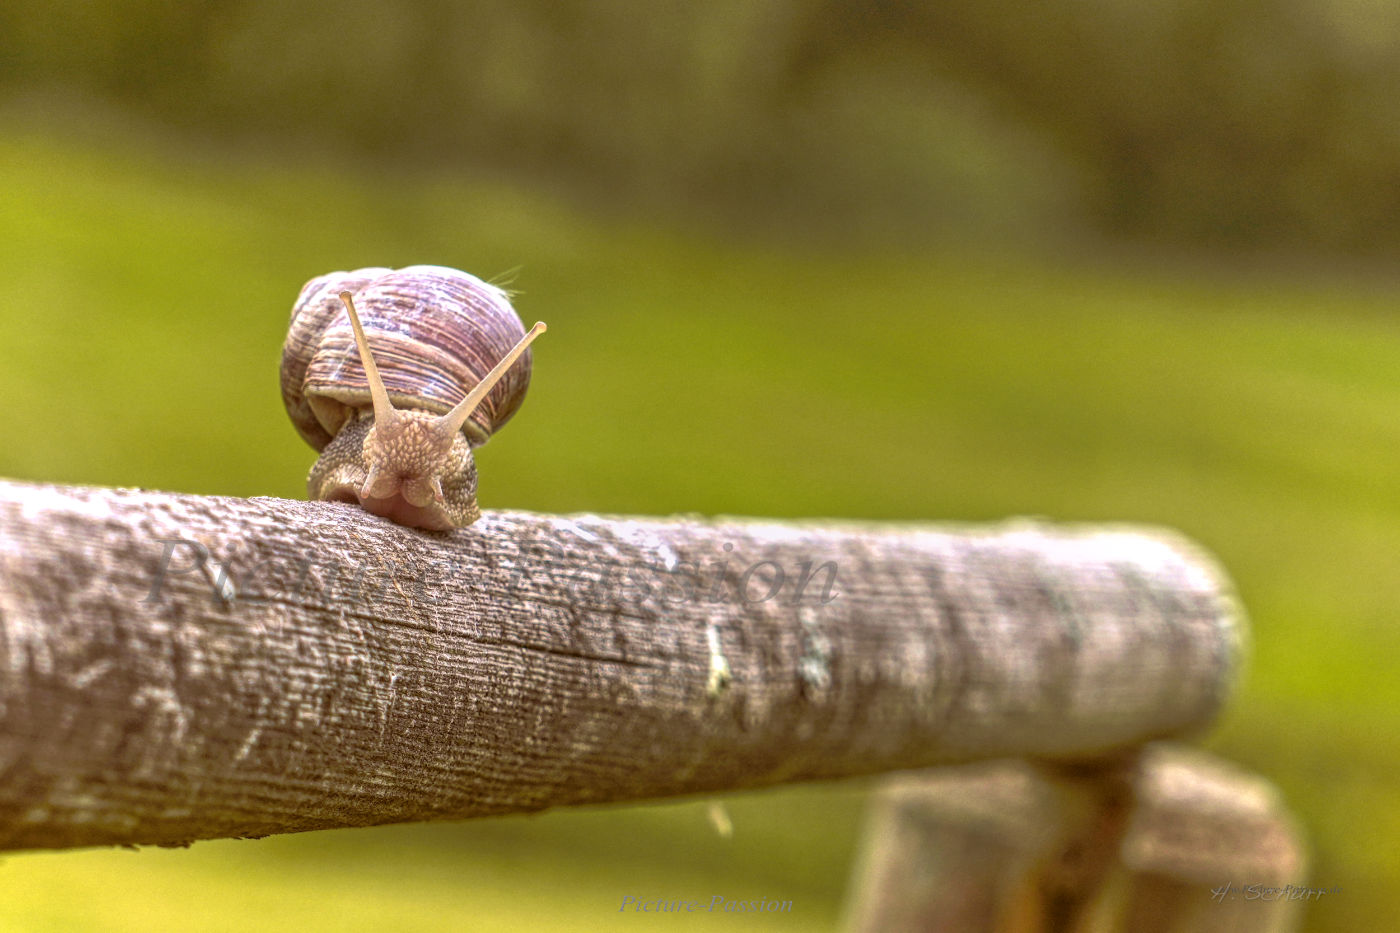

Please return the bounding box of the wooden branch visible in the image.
[0,478,1243,851]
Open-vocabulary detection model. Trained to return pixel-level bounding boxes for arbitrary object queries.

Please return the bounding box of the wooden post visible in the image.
[842,746,1307,933]
[1117,745,1309,933]
[0,478,1242,851]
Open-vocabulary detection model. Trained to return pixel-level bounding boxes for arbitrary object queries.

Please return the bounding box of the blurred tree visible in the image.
[3,0,1398,252]
[782,0,1400,250]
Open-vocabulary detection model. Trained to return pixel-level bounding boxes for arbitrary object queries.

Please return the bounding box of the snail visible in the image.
[280,265,546,530]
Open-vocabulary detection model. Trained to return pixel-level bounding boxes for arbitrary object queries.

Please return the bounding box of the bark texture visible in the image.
[0,478,1244,851]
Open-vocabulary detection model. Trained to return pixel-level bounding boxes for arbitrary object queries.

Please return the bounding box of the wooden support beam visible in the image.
[842,746,1308,933]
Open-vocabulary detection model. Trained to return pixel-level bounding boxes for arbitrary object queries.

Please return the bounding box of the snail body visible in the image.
[280,265,545,530]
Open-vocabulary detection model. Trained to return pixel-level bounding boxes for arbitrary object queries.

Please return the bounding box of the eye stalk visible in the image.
[336,290,546,523]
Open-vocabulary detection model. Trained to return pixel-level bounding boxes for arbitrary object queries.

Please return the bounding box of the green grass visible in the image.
[0,792,862,932]
[1,125,1398,931]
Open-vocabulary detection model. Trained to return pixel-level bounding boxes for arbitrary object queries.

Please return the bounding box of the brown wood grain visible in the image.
[0,479,1244,851]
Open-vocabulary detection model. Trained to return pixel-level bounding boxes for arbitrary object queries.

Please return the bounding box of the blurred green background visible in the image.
[1,1,1398,930]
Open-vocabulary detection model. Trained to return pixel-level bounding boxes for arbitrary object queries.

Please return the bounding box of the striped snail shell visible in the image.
[280,265,545,530]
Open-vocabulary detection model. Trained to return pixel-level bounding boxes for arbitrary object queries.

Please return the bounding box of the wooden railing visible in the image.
[0,478,1301,930]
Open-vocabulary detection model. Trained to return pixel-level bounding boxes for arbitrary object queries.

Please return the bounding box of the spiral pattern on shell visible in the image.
[280,265,532,451]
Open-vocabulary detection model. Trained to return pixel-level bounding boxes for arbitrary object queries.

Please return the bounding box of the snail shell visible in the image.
[282,265,532,449]
[280,265,544,530]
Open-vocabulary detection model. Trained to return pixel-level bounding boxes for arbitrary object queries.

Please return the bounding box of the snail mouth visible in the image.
[319,481,452,531]
[357,489,453,531]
